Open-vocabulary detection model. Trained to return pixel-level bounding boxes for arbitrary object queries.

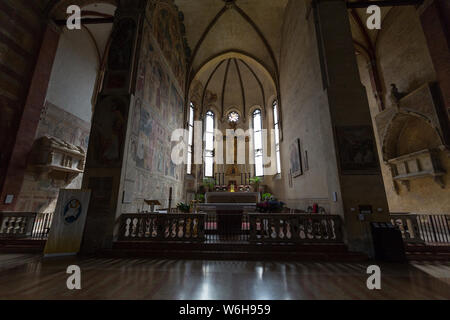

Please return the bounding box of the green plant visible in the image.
[249,176,262,192]
[176,202,190,213]
[262,193,272,201]
[249,176,262,184]
[202,178,215,191]
[195,194,205,203]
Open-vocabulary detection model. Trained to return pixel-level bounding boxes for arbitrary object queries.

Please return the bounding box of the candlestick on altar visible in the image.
[168,187,173,213]
[192,200,199,213]
[195,164,199,202]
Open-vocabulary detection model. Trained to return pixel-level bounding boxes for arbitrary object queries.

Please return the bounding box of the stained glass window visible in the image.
[187,102,194,175]
[273,100,281,174]
[204,111,215,177]
[228,111,240,123]
[253,109,264,177]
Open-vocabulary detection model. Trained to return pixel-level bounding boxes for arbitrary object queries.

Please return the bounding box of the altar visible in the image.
[205,192,260,204]
[200,192,259,236]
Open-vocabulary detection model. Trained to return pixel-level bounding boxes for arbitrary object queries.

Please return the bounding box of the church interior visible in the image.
[0,0,449,300]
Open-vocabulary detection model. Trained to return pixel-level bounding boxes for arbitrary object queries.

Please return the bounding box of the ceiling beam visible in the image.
[233,59,246,119]
[239,59,266,113]
[201,60,226,117]
[347,0,424,8]
[221,59,232,118]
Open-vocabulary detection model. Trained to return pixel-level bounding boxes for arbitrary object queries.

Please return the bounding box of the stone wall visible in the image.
[357,5,450,214]
[15,102,91,213]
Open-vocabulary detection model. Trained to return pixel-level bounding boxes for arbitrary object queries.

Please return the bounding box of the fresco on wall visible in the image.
[169,83,184,128]
[108,18,136,71]
[153,3,186,88]
[36,102,91,150]
[123,8,186,211]
[87,96,128,168]
[104,18,137,91]
[16,102,91,213]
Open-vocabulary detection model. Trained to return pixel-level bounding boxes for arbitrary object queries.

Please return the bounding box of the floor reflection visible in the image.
[0,254,448,300]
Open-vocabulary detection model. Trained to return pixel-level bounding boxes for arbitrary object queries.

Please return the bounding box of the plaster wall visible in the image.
[46,29,98,123]
[275,0,339,214]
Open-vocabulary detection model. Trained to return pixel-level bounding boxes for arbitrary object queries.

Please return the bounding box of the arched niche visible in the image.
[382,111,445,161]
[382,111,447,192]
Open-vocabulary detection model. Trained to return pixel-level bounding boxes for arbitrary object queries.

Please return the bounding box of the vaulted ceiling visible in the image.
[41,0,405,104]
[193,55,277,121]
[41,0,400,70]
[175,0,289,84]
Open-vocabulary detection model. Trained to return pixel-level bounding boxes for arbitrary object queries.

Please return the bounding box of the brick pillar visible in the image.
[0,23,60,211]
[80,1,146,253]
[420,0,450,125]
[312,0,389,254]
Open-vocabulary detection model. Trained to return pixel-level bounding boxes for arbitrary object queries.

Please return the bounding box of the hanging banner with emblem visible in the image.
[44,189,91,257]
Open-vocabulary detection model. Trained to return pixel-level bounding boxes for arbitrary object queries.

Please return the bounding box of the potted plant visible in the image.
[262,193,272,201]
[249,176,262,193]
[256,197,285,213]
[195,194,205,203]
[202,178,215,192]
[176,202,190,213]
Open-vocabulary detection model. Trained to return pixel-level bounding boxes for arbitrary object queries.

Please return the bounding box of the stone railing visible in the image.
[118,213,343,244]
[248,213,343,243]
[118,213,206,242]
[390,214,450,244]
[0,212,36,238]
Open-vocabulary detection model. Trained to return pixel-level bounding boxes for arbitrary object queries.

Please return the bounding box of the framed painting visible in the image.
[335,126,379,174]
[289,138,303,178]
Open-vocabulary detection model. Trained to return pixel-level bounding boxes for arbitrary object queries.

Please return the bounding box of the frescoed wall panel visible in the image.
[122,1,187,212]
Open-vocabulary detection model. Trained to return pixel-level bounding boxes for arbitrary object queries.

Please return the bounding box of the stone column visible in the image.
[312,0,390,253]
[80,0,146,253]
[420,0,450,138]
[0,23,60,211]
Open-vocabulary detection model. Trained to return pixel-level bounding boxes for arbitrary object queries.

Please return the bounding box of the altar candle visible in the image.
[168,187,172,213]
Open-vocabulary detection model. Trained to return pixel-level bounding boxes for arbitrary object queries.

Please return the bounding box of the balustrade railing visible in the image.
[119,213,206,241]
[0,212,36,238]
[204,212,250,243]
[0,212,54,239]
[249,213,342,243]
[118,212,342,244]
[390,214,450,244]
[31,212,54,239]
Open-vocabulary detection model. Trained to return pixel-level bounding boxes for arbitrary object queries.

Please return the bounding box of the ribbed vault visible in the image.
[190,53,277,122]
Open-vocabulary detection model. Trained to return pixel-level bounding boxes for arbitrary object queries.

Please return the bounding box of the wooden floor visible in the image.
[0,254,449,300]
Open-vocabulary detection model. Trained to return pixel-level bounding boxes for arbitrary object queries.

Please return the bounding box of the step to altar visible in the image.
[108,241,369,262]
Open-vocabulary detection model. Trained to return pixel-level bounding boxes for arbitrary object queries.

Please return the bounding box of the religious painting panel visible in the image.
[87,96,129,168]
[290,138,303,178]
[335,126,379,174]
